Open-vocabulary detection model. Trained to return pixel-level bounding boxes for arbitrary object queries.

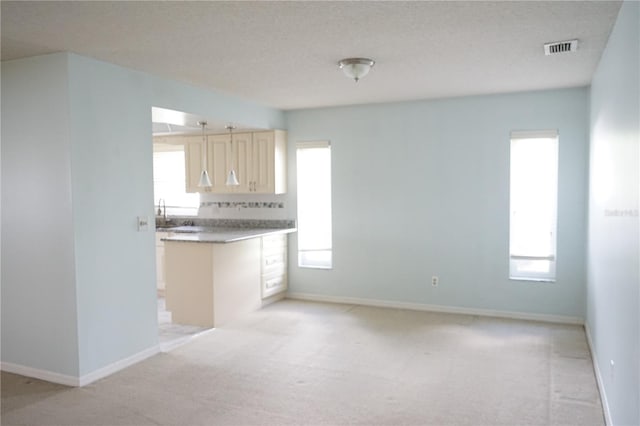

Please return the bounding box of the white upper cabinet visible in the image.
[184,130,287,194]
[185,133,233,193]
[183,135,208,193]
[240,130,287,194]
[230,132,253,193]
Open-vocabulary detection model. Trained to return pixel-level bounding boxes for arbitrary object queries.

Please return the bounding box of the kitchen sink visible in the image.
[156,217,201,231]
[155,219,177,229]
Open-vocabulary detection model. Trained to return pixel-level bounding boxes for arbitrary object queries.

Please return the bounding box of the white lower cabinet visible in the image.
[165,238,263,327]
[163,232,290,327]
[261,234,288,298]
[155,231,173,292]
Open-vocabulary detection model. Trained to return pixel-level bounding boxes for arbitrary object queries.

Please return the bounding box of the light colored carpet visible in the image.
[157,297,209,351]
[1,299,604,425]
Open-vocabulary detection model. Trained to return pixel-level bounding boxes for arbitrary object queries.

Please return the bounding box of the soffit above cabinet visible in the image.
[151,106,265,137]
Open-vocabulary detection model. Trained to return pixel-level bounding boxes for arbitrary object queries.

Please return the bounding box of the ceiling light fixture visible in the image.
[338,57,375,82]
[225,125,240,186]
[197,121,213,188]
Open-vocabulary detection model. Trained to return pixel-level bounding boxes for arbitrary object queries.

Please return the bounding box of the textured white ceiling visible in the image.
[1,1,622,110]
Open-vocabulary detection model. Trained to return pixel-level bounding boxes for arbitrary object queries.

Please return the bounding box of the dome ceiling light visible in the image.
[338,57,375,82]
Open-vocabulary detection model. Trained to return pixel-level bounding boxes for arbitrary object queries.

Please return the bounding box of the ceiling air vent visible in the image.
[544,39,578,56]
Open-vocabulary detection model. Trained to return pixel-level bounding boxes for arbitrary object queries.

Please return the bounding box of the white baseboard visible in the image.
[286,292,584,325]
[78,345,160,387]
[585,323,612,426]
[160,328,216,353]
[1,362,80,387]
[2,344,160,387]
[262,291,286,307]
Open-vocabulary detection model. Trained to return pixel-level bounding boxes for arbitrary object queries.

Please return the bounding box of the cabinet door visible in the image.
[183,136,207,193]
[230,132,253,193]
[156,231,173,292]
[208,135,234,193]
[251,131,276,193]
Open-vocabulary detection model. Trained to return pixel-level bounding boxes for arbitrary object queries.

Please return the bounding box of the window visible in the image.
[296,141,332,269]
[153,143,199,216]
[509,130,558,281]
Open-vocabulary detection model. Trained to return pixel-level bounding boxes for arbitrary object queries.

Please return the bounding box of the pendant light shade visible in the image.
[338,57,375,82]
[226,169,239,186]
[226,125,240,186]
[197,121,212,188]
[199,170,212,187]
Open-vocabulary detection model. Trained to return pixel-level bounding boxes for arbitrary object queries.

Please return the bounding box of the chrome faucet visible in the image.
[157,198,166,221]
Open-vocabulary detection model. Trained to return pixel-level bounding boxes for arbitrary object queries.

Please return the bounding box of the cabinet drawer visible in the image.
[263,264,286,278]
[261,273,287,299]
[262,252,286,275]
[262,234,286,250]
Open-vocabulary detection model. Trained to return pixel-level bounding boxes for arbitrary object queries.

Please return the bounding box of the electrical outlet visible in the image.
[431,276,439,287]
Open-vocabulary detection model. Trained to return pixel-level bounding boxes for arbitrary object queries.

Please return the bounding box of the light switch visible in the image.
[137,216,150,231]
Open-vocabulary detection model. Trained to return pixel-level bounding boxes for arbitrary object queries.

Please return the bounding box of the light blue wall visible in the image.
[1,54,80,376]
[286,88,589,319]
[1,52,285,379]
[67,55,158,376]
[587,2,640,425]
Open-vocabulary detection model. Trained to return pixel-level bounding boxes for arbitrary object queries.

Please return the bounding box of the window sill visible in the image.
[298,264,333,270]
[509,277,556,283]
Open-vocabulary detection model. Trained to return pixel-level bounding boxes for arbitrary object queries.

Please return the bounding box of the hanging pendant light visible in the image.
[226,125,240,186]
[197,121,213,187]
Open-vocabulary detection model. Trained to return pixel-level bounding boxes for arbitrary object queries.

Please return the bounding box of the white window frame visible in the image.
[296,141,332,269]
[509,130,559,282]
[153,142,199,216]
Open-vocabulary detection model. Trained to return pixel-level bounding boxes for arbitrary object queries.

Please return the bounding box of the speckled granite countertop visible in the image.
[156,218,296,244]
[160,227,296,244]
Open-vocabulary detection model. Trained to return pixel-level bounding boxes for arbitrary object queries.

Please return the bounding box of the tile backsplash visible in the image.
[198,193,288,220]
[201,201,284,209]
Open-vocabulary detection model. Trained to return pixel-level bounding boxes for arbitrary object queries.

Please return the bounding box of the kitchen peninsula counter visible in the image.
[160,218,294,328]
[161,226,295,244]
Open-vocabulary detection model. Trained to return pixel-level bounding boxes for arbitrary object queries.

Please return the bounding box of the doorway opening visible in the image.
[152,107,211,351]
